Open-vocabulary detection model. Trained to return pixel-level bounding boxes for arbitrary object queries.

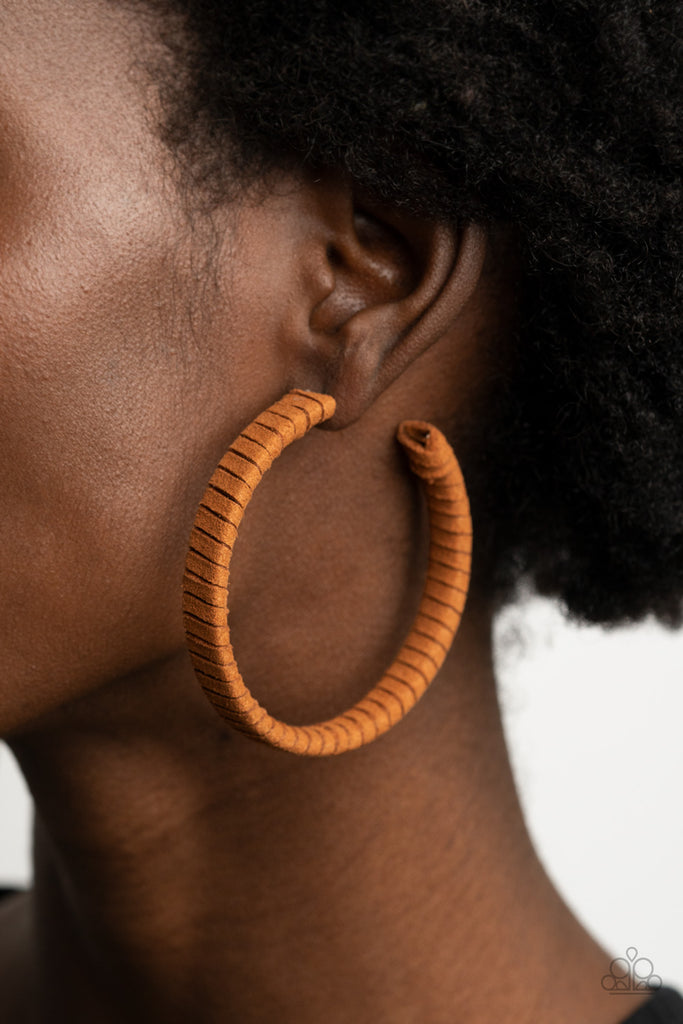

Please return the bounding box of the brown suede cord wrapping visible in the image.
[182,389,472,756]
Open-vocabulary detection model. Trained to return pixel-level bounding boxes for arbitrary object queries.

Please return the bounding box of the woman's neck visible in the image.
[8,609,636,1024]
[3,390,645,1023]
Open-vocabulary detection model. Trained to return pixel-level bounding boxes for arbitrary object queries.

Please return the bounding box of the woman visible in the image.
[0,1,681,1021]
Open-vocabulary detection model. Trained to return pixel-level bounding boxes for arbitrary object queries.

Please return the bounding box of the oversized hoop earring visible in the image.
[183,388,472,757]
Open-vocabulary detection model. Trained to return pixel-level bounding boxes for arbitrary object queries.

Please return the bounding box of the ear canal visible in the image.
[318,221,487,429]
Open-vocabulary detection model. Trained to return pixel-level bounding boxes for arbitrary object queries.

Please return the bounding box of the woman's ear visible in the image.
[297,176,488,427]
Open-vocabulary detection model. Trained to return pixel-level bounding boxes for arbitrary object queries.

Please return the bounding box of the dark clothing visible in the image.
[620,988,683,1023]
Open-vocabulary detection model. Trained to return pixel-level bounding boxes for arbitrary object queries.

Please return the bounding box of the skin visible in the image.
[0,1,654,1021]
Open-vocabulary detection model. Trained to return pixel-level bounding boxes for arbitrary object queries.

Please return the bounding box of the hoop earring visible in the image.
[183,388,472,757]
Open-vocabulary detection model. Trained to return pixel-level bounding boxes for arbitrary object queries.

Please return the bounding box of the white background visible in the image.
[2,594,682,990]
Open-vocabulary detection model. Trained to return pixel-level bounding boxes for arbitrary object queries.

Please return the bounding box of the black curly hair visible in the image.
[138,0,683,628]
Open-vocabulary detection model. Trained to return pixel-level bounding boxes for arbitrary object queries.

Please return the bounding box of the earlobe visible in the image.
[315,215,487,429]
